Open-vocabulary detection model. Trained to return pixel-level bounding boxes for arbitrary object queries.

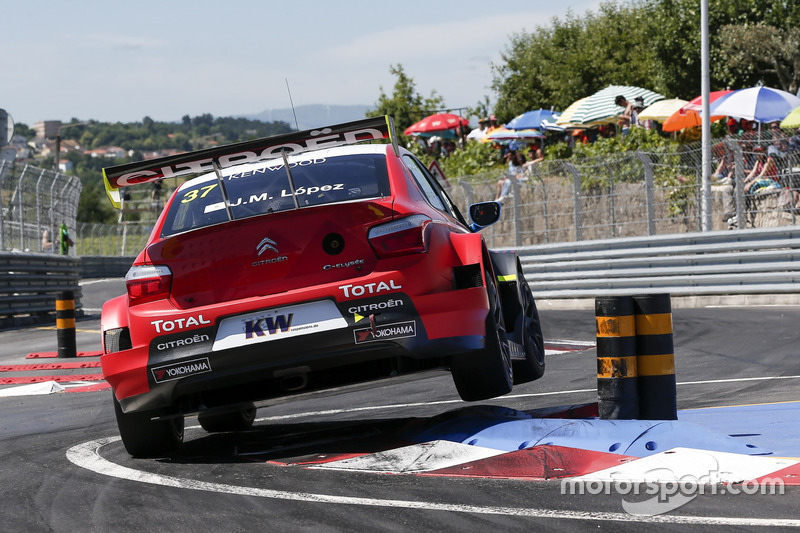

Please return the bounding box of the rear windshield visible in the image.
[160,153,390,237]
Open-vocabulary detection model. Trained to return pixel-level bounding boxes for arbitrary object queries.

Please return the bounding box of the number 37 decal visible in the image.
[181,183,218,203]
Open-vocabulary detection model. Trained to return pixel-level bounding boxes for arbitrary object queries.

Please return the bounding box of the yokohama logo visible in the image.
[353,321,416,344]
[151,357,212,383]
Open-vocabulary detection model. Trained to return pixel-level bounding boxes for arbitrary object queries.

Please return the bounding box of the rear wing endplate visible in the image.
[102,115,398,208]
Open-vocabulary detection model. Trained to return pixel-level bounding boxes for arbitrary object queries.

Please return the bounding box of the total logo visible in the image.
[354,321,416,344]
[339,280,401,298]
[151,315,211,333]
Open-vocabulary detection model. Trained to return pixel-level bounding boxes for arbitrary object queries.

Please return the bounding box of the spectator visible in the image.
[496,151,527,202]
[41,229,54,253]
[743,146,780,195]
[788,128,800,152]
[768,139,789,159]
[632,96,646,127]
[770,122,789,143]
[523,139,545,170]
[712,151,733,181]
[486,115,501,136]
[151,179,163,211]
[467,118,488,141]
[598,124,616,138]
[59,223,74,256]
[615,95,634,133]
[722,145,781,228]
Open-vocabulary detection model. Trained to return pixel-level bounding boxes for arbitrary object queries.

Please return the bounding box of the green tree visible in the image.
[77,181,117,224]
[643,0,800,95]
[491,3,661,121]
[718,23,800,93]
[366,64,445,133]
[490,0,800,120]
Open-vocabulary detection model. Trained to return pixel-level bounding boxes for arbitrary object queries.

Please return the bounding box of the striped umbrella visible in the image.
[555,97,589,128]
[566,86,666,126]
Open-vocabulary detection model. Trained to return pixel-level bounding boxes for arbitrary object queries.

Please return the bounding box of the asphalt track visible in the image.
[0,279,799,531]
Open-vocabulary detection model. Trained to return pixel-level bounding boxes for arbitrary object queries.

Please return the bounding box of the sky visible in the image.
[3,0,601,126]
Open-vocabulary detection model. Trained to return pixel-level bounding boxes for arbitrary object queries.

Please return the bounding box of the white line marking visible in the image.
[677,375,800,386]
[252,373,800,422]
[66,438,800,527]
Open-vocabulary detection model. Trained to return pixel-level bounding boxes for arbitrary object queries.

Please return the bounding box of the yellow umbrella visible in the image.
[780,104,800,128]
[555,97,589,128]
[637,98,688,122]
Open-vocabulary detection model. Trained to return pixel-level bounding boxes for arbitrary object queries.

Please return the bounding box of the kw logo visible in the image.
[245,314,294,338]
[257,237,279,256]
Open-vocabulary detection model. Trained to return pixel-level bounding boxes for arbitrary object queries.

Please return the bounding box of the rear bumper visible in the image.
[103,286,490,414]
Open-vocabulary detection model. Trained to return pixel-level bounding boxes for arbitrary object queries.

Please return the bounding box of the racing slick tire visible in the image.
[113,394,184,458]
[198,403,257,433]
[511,264,545,384]
[451,268,513,401]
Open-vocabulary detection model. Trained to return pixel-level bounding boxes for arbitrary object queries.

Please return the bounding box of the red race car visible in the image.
[100,117,544,457]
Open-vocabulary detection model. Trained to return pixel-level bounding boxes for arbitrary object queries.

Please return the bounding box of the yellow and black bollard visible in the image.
[595,296,638,419]
[633,294,677,420]
[56,290,77,358]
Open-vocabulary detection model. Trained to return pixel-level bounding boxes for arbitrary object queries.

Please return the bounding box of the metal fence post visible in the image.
[15,165,31,251]
[510,177,522,247]
[564,161,583,241]
[0,160,8,251]
[528,165,550,243]
[458,179,475,207]
[636,152,656,236]
[35,168,46,251]
[604,162,617,238]
[730,140,746,228]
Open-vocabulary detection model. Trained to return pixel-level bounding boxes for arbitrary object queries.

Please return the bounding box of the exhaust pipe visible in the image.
[274,366,309,391]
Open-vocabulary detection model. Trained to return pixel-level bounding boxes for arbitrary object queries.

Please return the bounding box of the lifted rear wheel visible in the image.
[113,394,184,458]
[451,268,513,401]
[198,403,257,433]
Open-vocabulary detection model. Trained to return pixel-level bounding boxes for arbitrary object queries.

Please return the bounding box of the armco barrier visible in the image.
[79,256,134,279]
[0,252,82,328]
[514,226,800,299]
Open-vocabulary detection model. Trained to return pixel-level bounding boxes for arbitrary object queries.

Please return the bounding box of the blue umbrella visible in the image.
[505,109,561,131]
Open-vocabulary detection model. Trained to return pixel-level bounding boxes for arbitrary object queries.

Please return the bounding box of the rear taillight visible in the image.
[368,215,432,258]
[125,265,172,306]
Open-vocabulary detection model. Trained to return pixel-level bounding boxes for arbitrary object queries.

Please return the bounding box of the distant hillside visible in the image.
[244,104,371,131]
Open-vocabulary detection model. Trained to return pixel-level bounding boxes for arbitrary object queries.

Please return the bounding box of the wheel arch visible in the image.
[101,294,130,332]
[489,250,523,332]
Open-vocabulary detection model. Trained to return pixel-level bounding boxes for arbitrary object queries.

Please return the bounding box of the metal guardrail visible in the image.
[79,256,134,279]
[511,226,800,299]
[0,252,82,328]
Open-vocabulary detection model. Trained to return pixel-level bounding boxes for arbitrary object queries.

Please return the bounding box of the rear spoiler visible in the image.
[102,115,398,208]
